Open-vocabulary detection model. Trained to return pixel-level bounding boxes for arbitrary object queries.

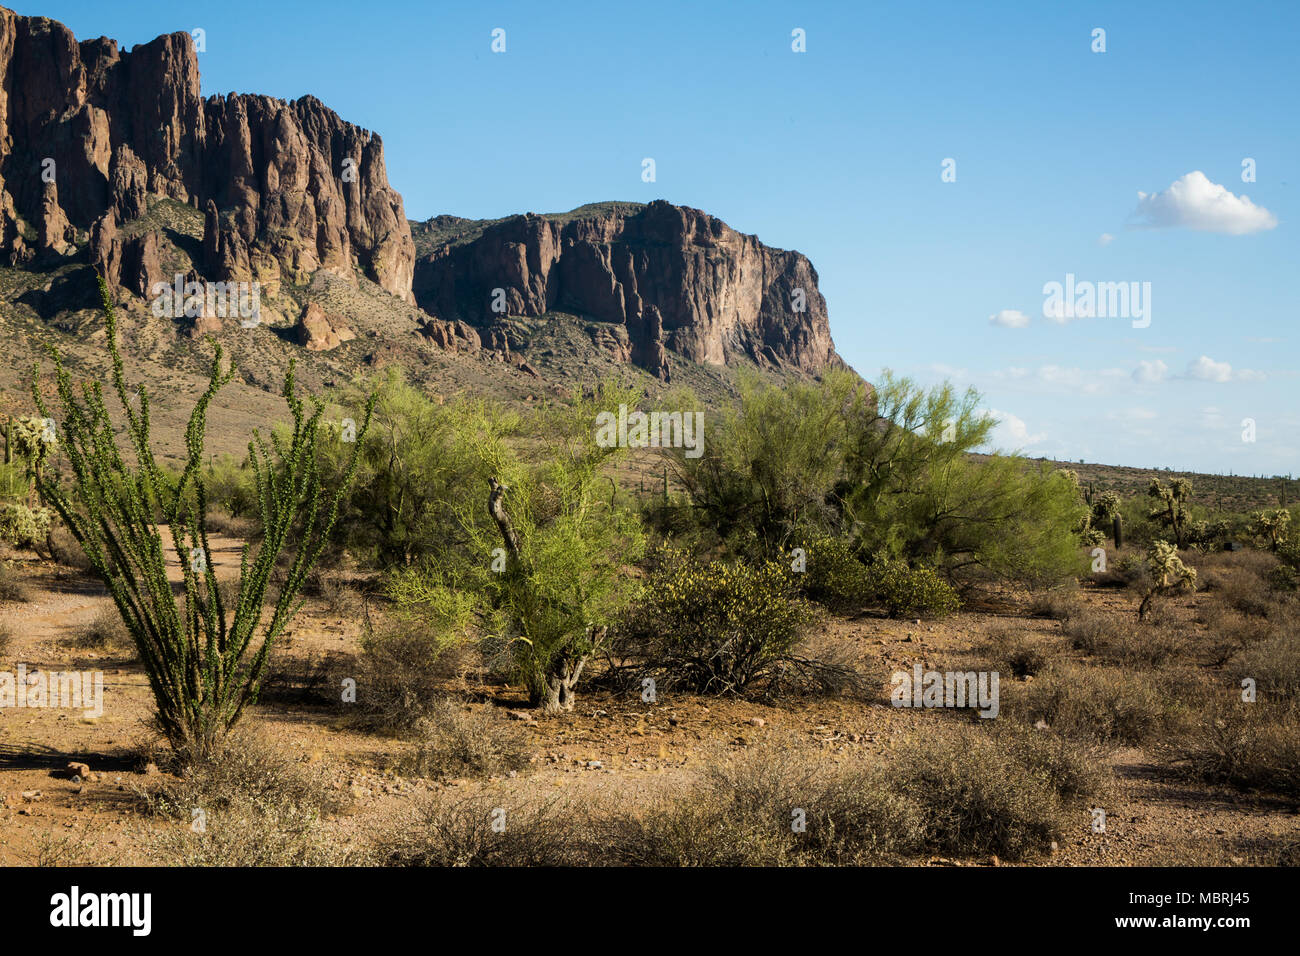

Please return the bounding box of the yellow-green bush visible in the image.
[624,549,812,695]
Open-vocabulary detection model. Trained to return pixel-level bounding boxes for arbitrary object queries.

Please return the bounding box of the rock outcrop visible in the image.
[295,302,355,352]
[0,6,414,299]
[411,201,838,377]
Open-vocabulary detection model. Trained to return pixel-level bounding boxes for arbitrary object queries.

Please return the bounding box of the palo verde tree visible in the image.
[32,278,373,761]
[412,380,646,714]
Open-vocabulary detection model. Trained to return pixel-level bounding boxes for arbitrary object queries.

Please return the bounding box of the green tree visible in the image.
[399,381,646,713]
[323,368,506,567]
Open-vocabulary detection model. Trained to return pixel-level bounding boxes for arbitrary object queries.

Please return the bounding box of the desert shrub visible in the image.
[401,381,647,713]
[303,566,364,616]
[987,627,1054,678]
[0,623,11,657]
[1269,564,1299,592]
[63,607,133,654]
[668,369,869,557]
[382,795,578,867]
[0,560,29,602]
[797,534,872,609]
[885,722,1105,860]
[140,730,353,866]
[399,700,530,780]
[1065,609,1187,667]
[1028,587,1082,620]
[46,525,94,570]
[32,278,373,762]
[867,555,960,618]
[1217,569,1276,618]
[1231,632,1300,703]
[204,455,260,521]
[1197,601,1270,666]
[796,537,959,619]
[1278,539,1300,572]
[1163,700,1300,798]
[599,744,928,866]
[1011,663,1179,745]
[622,551,813,695]
[352,622,473,736]
[1062,609,1112,655]
[385,723,1106,866]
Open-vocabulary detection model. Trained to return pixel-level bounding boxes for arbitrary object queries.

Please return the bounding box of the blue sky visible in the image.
[19,0,1299,475]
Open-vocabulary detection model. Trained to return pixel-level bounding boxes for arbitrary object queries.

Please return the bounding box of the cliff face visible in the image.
[412,201,838,378]
[0,8,839,378]
[0,7,414,300]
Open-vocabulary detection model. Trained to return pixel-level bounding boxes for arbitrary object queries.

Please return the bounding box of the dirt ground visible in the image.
[1,537,1297,867]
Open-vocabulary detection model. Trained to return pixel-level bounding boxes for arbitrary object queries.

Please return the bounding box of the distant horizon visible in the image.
[11,0,1298,476]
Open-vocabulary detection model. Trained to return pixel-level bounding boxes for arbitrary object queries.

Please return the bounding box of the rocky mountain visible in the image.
[0,7,414,302]
[0,6,839,385]
[411,201,838,380]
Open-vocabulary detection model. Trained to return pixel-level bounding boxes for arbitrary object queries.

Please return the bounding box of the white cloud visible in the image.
[1132,359,1169,383]
[1187,355,1234,382]
[1132,171,1278,235]
[1184,355,1265,383]
[989,309,1030,328]
[989,409,1047,450]
[1098,233,1114,246]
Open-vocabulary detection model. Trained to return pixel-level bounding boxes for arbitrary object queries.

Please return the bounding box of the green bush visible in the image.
[867,555,960,618]
[624,550,812,695]
[797,535,872,609]
[667,370,1085,587]
[321,369,502,567]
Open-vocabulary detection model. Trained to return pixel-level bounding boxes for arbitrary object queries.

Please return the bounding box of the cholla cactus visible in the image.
[1138,539,1196,620]
[0,502,53,550]
[11,415,57,465]
[1252,508,1290,552]
[1147,477,1193,549]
